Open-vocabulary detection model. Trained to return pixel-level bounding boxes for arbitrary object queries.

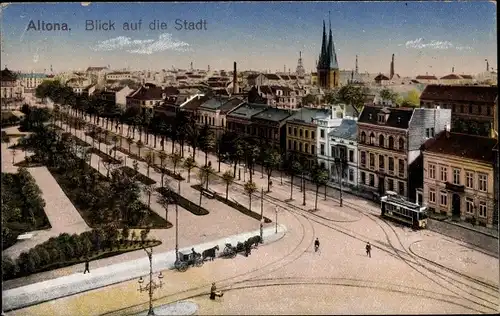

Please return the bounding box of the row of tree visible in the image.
[2,168,48,250]
[2,226,153,280]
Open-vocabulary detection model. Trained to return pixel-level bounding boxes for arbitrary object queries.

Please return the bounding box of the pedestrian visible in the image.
[210,282,223,300]
[366,242,372,258]
[314,238,320,253]
[83,258,90,274]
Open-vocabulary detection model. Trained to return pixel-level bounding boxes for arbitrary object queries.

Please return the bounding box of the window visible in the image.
[349,169,354,181]
[360,152,366,167]
[466,197,474,214]
[311,145,315,155]
[305,143,309,153]
[440,191,447,206]
[305,130,309,138]
[426,128,430,138]
[440,167,448,182]
[320,144,325,155]
[288,140,292,149]
[369,153,375,168]
[379,155,385,169]
[293,141,297,150]
[398,138,405,150]
[299,143,303,152]
[379,134,385,147]
[369,174,375,187]
[487,106,491,116]
[479,201,487,218]
[360,131,366,143]
[349,150,354,162]
[478,174,487,192]
[452,168,460,185]
[398,181,405,196]
[389,157,394,171]
[465,171,474,188]
[378,114,386,123]
[388,136,394,149]
[398,159,405,177]
[424,164,437,181]
[288,126,292,135]
[430,128,435,136]
[388,179,394,191]
[370,133,375,145]
[360,172,366,184]
[429,189,436,203]
[299,129,303,137]
[468,105,473,114]
[311,131,315,139]
[293,128,297,136]
[331,146,335,157]
[320,129,325,138]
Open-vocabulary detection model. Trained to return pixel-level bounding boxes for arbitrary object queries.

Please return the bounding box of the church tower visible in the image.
[316,13,340,90]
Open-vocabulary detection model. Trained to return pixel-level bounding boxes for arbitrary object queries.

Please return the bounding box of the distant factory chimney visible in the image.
[233,61,238,95]
[355,55,359,74]
[208,65,210,72]
[190,62,193,70]
[390,54,394,80]
[485,59,489,72]
[452,67,454,73]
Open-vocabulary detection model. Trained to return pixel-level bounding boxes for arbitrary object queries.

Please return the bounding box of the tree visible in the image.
[157,193,173,223]
[312,165,329,210]
[144,151,155,178]
[169,151,183,173]
[121,225,130,245]
[402,89,421,107]
[243,141,260,182]
[186,122,200,158]
[379,88,398,105]
[199,124,216,166]
[288,159,302,200]
[183,156,197,183]
[136,140,144,157]
[144,184,154,210]
[244,181,258,212]
[197,165,215,206]
[158,151,169,187]
[263,148,281,192]
[337,84,369,113]
[301,94,316,106]
[222,170,235,200]
[126,136,134,152]
[111,135,119,158]
[140,228,150,243]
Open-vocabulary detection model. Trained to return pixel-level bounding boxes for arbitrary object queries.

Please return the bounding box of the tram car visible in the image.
[380,191,428,229]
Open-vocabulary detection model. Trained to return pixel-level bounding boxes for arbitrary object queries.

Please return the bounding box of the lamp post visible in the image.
[275,206,279,234]
[138,247,163,316]
[260,187,264,243]
[175,179,180,261]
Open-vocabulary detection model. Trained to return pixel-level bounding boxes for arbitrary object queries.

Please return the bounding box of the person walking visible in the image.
[83,258,90,274]
[210,282,223,300]
[366,242,372,258]
[314,238,320,253]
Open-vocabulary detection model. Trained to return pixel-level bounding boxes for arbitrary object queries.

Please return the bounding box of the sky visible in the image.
[0,1,497,76]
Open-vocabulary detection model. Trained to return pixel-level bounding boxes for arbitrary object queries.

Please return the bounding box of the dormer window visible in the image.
[378,114,386,123]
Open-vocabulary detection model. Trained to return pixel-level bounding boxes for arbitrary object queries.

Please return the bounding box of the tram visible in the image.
[380,191,428,229]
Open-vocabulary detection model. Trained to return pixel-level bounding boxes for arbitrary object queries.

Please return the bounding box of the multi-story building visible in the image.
[415,75,439,84]
[246,73,282,87]
[422,131,497,228]
[196,97,244,138]
[226,102,268,135]
[95,86,135,108]
[126,84,179,112]
[316,103,356,175]
[256,85,298,109]
[106,71,133,81]
[329,119,359,187]
[86,66,109,85]
[19,73,48,90]
[1,68,23,103]
[420,84,498,137]
[357,105,451,201]
[285,108,330,166]
[249,107,294,150]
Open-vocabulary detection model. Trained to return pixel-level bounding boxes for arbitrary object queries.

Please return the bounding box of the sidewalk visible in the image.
[2,224,287,312]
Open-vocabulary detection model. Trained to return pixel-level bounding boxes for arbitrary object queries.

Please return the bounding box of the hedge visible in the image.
[120,166,157,185]
[89,147,122,164]
[153,165,185,181]
[156,186,209,216]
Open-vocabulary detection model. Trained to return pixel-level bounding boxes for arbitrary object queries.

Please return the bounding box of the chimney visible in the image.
[233,62,238,95]
[355,55,359,74]
[390,54,395,80]
[452,67,454,73]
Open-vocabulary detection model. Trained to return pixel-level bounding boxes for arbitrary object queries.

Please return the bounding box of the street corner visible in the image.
[408,238,499,285]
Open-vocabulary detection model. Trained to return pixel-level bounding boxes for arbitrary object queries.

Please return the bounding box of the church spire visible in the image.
[327,12,338,69]
[318,20,327,68]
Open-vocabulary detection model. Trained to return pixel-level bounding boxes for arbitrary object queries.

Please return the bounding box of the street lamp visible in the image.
[138,247,163,316]
[275,206,279,234]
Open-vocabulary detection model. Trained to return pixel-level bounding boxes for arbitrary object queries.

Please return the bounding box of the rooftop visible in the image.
[219,98,245,114]
[227,102,268,119]
[252,107,294,122]
[288,108,330,124]
[1,68,17,81]
[358,106,414,129]
[420,85,498,103]
[423,131,497,163]
[182,95,211,111]
[328,119,358,141]
[199,97,227,110]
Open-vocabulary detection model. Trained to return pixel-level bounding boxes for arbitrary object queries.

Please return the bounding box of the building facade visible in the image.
[420,85,498,137]
[250,107,294,150]
[1,68,23,103]
[357,106,452,201]
[328,119,359,187]
[422,132,497,228]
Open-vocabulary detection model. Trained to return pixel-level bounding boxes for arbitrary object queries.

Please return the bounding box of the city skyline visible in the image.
[1,2,497,76]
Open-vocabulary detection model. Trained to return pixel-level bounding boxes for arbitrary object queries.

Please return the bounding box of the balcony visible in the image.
[445,182,465,193]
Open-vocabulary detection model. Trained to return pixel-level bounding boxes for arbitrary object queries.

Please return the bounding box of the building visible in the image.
[197,96,244,139]
[106,71,133,81]
[126,84,178,111]
[256,85,299,109]
[415,75,439,84]
[420,84,498,137]
[316,104,357,175]
[249,107,294,150]
[1,68,22,103]
[328,119,359,187]
[86,66,109,85]
[19,73,48,90]
[357,106,452,201]
[285,108,330,166]
[247,73,283,87]
[316,19,340,90]
[439,73,474,85]
[422,131,497,228]
[95,86,135,108]
[226,102,268,136]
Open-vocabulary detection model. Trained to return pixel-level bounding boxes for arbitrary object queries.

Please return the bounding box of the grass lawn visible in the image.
[48,162,172,230]
[119,166,157,185]
[156,186,209,216]
[1,172,52,250]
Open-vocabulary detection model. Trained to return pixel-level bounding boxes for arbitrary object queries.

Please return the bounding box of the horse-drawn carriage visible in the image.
[221,235,262,258]
[174,250,204,272]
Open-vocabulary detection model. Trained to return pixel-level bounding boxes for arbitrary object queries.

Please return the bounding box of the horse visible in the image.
[247,235,262,248]
[202,245,219,261]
